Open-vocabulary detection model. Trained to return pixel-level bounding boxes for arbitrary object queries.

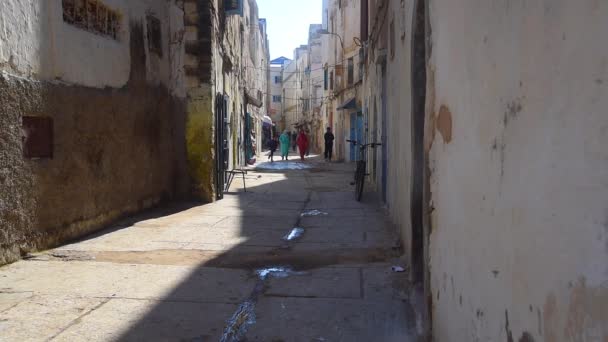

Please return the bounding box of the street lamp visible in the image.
[318,29,344,50]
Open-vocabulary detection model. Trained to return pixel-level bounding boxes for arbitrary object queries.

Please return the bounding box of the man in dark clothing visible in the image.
[267,137,278,162]
[291,131,297,152]
[324,127,335,161]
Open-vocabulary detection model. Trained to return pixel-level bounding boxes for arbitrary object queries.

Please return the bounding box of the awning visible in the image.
[336,97,357,110]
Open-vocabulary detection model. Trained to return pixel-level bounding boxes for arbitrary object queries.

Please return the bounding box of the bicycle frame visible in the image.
[346,140,381,201]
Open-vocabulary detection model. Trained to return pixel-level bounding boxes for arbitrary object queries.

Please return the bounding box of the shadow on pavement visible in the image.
[16,155,418,341]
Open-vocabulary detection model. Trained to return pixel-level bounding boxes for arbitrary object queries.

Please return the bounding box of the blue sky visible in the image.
[257,0,323,60]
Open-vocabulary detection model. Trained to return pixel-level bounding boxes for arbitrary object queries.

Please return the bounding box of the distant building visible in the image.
[269,56,291,131]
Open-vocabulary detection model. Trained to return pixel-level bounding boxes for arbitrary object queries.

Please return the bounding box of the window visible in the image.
[273,95,282,103]
[324,68,328,90]
[147,15,162,56]
[330,70,334,90]
[347,58,354,85]
[22,117,53,159]
[274,75,282,84]
[62,0,121,40]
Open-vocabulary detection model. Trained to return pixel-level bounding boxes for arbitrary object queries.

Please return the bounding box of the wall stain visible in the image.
[519,331,534,342]
[543,293,558,342]
[503,100,523,127]
[537,308,543,337]
[564,277,608,341]
[505,310,514,342]
[436,105,452,143]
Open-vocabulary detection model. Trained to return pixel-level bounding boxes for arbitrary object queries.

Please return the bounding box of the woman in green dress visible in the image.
[279,130,291,160]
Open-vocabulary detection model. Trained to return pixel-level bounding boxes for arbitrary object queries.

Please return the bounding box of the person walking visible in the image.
[267,136,278,162]
[296,129,309,161]
[291,131,297,152]
[279,130,291,160]
[324,127,335,161]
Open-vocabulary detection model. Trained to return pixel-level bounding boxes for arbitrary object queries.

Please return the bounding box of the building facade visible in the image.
[1,0,270,265]
[0,0,189,265]
[269,57,290,131]
[320,0,365,162]
[322,0,608,340]
[184,0,270,198]
[281,46,308,133]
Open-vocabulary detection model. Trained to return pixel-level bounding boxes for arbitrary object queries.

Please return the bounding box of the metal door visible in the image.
[215,93,229,200]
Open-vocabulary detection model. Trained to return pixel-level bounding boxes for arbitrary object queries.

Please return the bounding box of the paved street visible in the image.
[0,154,420,342]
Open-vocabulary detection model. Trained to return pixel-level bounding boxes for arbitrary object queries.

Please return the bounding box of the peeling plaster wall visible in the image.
[184,0,268,200]
[428,1,608,341]
[0,0,188,264]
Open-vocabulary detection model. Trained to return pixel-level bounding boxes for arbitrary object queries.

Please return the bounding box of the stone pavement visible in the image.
[0,154,421,342]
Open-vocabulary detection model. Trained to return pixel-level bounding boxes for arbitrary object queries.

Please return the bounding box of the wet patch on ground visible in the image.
[27,247,401,271]
[255,161,313,171]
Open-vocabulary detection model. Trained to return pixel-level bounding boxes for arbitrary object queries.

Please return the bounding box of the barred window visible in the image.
[147,15,162,56]
[62,0,121,40]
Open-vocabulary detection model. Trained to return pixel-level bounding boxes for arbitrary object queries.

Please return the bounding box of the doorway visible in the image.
[215,93,229,200]
[410,0,427,283]
[381,64,388,203]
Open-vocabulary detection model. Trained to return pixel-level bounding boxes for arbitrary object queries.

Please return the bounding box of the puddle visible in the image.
[256,161,312,170]
[255,266,296,280]
[219,301,256,342]
[282,227,305,241]
[300,209,328,217]
[221,266,303,341]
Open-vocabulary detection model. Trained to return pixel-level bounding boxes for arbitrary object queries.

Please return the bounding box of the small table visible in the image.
[225,169,247,192]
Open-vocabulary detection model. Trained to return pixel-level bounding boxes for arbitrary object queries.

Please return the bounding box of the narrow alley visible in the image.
[0,155,420,341]
[2,0,607,341]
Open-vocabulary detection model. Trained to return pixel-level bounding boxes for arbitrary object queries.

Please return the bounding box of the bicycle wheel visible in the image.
[355,161,365,201]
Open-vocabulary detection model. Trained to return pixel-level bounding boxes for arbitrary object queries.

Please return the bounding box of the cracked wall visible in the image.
[427,1,608,341]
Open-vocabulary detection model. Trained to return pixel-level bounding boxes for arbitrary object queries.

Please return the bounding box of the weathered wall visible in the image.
[183,0,215,202]
[1,1,188,264]
[183,0,268,198]
[0,0,184,91]
[0,0,130,87]
[428,1,608,341]
[363,0,415,251]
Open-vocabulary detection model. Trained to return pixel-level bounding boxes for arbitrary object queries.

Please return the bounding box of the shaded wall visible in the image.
[0,21,188,264]
[427,1,608,340]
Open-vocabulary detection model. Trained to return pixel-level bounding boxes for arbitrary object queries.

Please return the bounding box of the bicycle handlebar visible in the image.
[346,140,382,148]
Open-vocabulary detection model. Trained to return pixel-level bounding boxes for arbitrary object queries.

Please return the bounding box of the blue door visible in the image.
[349,113,357,161]
[356,112,364,146]
[349,112,365,161]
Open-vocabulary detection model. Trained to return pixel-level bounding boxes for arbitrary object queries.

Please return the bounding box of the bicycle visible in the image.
[346,139,382,201]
